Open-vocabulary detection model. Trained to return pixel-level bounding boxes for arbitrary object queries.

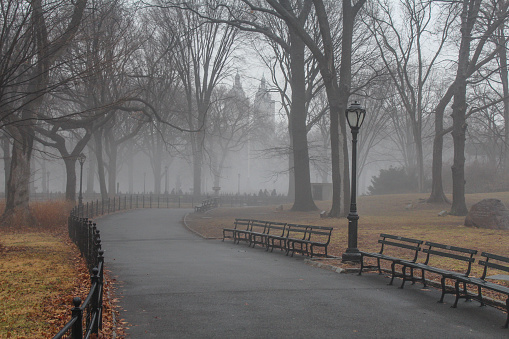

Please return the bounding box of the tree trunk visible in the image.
[192,130,204,198]
[2,133,11,201]
[3,125,37,226]
[450,87,469,215]
[427,106,449,204]
[127,141,134,194]
[287,135,295,200]
[86,145,95,194]
[64,158,77,201]
[289,27,317,211]
[498,24,509,170]
[94,131,108,199]
[107,144,117,196]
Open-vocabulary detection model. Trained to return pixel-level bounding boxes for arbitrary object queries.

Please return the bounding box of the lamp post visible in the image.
[342,101,366,263]
[77,153,86,206]
[165,166,169,194]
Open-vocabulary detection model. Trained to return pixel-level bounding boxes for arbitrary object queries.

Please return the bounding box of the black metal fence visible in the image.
[53,215,104,339]
[73,194,291,219]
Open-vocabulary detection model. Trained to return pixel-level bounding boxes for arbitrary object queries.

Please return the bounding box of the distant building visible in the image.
[252,75,276,131]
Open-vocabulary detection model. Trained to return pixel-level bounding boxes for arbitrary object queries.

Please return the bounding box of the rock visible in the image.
[438,210,448,217]
[464,199,509,230]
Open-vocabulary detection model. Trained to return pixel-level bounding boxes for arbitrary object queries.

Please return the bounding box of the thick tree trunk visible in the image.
[107,145,117,196]
[86,146,95,194]
[64,158,77,201]
[498,26,509,170]
[428,110,449,204]
[289,27,317,211]
[2,126,37,226]
[450,89,469,215]
[94,131,108,199]
[287,138,295,200]
[127,141,134,194]
[192,130,204,198]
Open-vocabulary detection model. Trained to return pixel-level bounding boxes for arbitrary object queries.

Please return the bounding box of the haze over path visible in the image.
[98,209,507,338]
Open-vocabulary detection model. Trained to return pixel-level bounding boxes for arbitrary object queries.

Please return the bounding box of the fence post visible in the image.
[71,297,83,339]
[90,267,100,335]
[150,194,152,208]
[97,250,104,330]
[142,195,144,208]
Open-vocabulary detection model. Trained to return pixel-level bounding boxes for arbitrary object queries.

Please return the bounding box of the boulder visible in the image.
[464,199,509,230]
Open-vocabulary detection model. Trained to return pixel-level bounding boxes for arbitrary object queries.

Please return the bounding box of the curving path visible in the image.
[98,209,507,338]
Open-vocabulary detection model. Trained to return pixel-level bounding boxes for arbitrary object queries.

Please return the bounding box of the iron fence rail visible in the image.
[53,215,104,339]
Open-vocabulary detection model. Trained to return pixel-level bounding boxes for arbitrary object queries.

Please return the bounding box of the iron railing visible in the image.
[53,215,104,339]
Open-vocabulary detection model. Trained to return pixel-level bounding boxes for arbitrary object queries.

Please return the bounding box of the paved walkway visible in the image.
[98,209,508,338]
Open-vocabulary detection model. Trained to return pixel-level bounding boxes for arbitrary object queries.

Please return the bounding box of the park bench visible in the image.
[359,234,423,286]
[265,221,288,252]
[195,197,218,213]
[399,242,477,303]
[247,220,269,248]
[248,220,288,250]
[222,218,250,243]
[281,224,309,256]
[286,225,334,258]
[452,252,509,328]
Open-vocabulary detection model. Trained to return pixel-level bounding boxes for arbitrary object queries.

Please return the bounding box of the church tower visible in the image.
[253,76,275,129]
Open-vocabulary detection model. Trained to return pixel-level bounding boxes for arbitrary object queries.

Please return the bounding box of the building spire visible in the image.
[235,71,241,89]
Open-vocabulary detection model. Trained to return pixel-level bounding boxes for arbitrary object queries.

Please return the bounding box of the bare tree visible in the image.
[364,0,455,193]
[0,0,88,225]
[151,3,239,197]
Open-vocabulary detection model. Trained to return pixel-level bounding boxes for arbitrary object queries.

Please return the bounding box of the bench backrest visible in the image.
[234,218,251,230]
[307,225,333,245]
[479,252,509,280]
[379,234,423,262]
[249,220,267,233]
[267,221,287,236]
[285,224,309,240]
[423,241,477,275]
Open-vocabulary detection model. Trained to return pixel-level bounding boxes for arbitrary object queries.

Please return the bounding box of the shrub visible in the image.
[368,166,418,195]
[31,200,74,229]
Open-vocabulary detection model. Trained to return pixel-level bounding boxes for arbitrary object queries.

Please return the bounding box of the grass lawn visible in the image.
[0,201,119,339]
[185,192,509,304]
[0,230,86,338]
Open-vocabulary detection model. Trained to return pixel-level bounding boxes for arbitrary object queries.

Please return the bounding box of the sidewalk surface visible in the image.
[98,209,508,338]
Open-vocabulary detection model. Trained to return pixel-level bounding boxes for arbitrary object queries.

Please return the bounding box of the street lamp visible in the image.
[77,153,86,206]
[342,101,366,263]
[165,166,169,194]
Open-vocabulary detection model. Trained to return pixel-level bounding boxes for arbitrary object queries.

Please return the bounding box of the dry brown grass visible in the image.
[185,192,509,303]
[0,201,90,338]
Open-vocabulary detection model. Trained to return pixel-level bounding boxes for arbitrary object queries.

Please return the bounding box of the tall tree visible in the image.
[0,0,88,225]
[153,3,238,198]
[365,0,454,192]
